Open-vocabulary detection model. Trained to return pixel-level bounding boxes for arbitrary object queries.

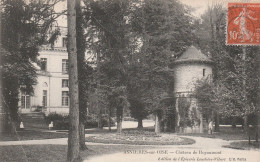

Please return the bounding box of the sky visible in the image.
[56,0,260,26]
[180,0,260,17]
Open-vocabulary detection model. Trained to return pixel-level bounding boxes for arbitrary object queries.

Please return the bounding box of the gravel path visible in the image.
[85,136,259,162]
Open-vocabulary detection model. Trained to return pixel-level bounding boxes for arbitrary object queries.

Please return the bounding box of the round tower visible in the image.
[173,46,213,133]
[173,46,213,95]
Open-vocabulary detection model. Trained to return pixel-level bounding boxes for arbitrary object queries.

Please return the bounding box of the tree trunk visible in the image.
[3,79,20,134]
[199,113,204,133]
[67,0,80,161]
[108,108,112,131]
[256,114,259,142]
[96,49,103,129]
[244,115,248,132]
[241,47,248,134]
[232,117,237,128]
[76,0,87,151]
[137,118,143,128]
[155,113,160,133]
[256,50,260,142]
[175,97,180,128]
[117,119,122,134]
[164,121,168,132]
[214,111,220,132]
[98,109,103,129]
[10,119,17,134]
[79,121,87,150]
[108,115,111,132]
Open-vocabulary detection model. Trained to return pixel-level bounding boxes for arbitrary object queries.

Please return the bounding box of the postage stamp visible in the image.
[227,3,260,45]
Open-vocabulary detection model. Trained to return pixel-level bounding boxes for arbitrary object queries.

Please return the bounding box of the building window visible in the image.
[62,37,67,47]
[203,69,206,76]
[62,91,69,106]
[42,90,47,107]
[21,92,30,109]
[62,79,69,87]
[40,58,47,71]
[62,59,68,74]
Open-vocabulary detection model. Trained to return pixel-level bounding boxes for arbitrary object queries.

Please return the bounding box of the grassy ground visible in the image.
[178,127,260,141]
[223,141,260,150]
[0,144,165,162]
[0,130,68,141]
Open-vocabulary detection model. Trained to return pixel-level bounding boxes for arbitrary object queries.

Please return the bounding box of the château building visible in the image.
[18,27,70,114]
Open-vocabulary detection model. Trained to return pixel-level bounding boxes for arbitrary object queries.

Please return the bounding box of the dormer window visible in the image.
[203,69,206,76]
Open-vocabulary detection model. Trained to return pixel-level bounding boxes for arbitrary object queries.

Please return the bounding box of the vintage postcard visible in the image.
[0,0,259,162]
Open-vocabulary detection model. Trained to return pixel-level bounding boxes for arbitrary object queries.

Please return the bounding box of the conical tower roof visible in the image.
[174,46,213,65]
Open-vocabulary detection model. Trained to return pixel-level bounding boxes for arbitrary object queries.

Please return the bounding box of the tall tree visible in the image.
[196,4,259,140]
[84,0,131,132]
[108,86,129,134]
[1,0,64,132]
[256,46,260,142]
[195,4,227,132]
[84,0,194,133]
[67,0,80,161]
[131,0,194,132]
[127,60,149,128]
[76,0,89,150]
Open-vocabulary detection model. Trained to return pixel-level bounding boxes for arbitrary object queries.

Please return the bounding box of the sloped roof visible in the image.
[174,46,212,64]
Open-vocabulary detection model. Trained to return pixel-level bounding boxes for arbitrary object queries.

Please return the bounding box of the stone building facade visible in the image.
[18,27,70,114]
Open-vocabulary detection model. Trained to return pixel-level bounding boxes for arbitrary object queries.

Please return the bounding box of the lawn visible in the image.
[0,144,166,162]
[178,126,260,141]
[0,130,68,141]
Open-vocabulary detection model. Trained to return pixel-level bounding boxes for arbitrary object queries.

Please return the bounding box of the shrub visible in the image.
[44,113,69,130]
[102,114,116,127]
[45,113,116,130]
[54,120,69,130]
[85,115,98,128]
[34,106,44,112]
[45,113,68,122]
[85,114,115,128]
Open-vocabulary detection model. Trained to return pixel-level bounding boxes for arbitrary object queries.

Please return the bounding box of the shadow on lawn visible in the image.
[0,144,164,162]
[0,130,68,141]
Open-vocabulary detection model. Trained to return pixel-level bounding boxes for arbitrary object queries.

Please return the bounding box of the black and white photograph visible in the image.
[0,0,260,161]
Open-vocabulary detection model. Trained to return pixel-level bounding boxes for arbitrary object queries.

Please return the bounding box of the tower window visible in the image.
[203,69,206,76]
[40,58,47,71]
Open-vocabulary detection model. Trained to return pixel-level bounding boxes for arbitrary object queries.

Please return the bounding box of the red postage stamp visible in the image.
[227,3,260,45]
